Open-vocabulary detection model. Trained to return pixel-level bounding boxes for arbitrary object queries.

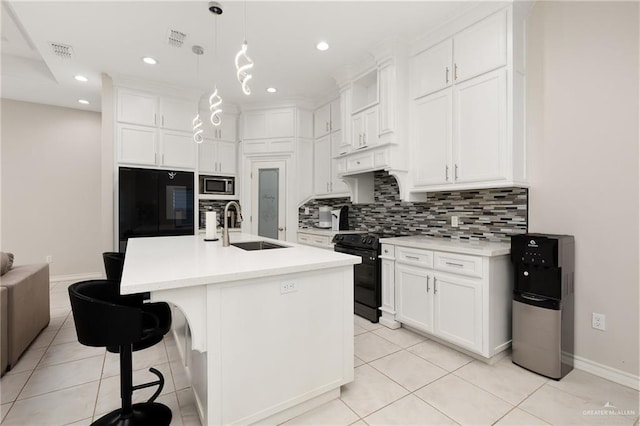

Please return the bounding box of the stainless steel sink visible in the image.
[230,241,288,251]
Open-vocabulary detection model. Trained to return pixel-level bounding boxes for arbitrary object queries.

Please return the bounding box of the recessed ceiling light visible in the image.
[142,56,158,65]
[74,75,88,82]
[266,87,277,93]
[78,99,90,105]
[316,41,329,51]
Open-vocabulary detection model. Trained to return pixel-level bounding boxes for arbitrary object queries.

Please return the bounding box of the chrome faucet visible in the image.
[222,201,243,247]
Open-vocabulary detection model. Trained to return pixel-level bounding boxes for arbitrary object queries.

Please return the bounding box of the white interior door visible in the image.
[251,160,286,240]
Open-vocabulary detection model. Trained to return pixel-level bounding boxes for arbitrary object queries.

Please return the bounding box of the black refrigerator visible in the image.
[119,167,194,251]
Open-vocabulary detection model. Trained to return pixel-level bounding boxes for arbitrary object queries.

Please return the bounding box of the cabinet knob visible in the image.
[278,227,284,231]
[455,164,459,180]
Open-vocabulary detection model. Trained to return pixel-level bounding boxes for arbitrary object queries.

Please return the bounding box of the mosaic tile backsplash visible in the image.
[199,199,241,229]
[298,171,528,242]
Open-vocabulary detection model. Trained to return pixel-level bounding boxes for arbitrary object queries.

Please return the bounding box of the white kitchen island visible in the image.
[120,234,360,425]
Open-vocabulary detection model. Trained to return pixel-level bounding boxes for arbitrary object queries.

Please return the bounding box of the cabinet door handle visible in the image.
[162,154,165,165]
[363,133,366,145]
[445,262,464,268]
[445,67,449,84]
[426,275,430,293]
[326,122,329,132]
[326,182,329,192]
[454,64,458,81]
[162,115,165,126]
[445,165,449,181]
[434,277,438,294]
[406,255,420,260]
[154,113,157,126]
[330,182,333,192]
[455,164,459,180]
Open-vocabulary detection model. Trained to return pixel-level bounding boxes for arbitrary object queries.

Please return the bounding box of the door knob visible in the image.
[278,227,284,231]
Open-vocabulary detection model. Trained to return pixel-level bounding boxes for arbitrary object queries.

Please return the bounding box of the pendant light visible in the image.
[235,0,253,95]
[192,45,204,144]
[208,2,223,126]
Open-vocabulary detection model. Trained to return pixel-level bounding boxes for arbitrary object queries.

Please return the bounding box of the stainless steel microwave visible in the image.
[200,175,235,195]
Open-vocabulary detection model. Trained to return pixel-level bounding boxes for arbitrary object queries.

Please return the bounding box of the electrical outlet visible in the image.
[592,312,606,331]
[451,216,459,227]
[46,255,52,263]
[304,207,310,214]
[280,282,297,294]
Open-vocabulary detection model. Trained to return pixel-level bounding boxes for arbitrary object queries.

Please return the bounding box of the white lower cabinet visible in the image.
[433,273,482,353]
[395,264,434,333]
[384,240,512,360]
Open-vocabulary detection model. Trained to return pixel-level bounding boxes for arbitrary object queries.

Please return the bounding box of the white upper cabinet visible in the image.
[115,88,198,170]
[313,135,331,195]
[314,103,331,139]
[351,106,379,150]
[160,98,196,132]
[198,139,236,175]
[243,108,295,140]
[313,99,341,139]
[452,10,507,83]
[409,6,526,193]
[453,68,507,183]
[117,90,157,126]
[161,131,196,169]
[117,123,157,166]
[203,112,238,142]
[313,99,347,196]
[412,90,452,186]
[411,39,453,100]
[329,99,341,132]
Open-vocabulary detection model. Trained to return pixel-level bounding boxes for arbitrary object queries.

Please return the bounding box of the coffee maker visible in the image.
[331,206,349,231]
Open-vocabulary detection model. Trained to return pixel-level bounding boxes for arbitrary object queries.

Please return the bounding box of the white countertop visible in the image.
[380,236,510,257]
[297,228,366,237]
[120,233,361,294]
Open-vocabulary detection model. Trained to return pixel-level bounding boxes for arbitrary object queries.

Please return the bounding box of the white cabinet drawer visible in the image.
[297,234,311,244]
[396,247,433,268]
[434,252,483,278]
[346,152,374,173]
[297,233,331,249]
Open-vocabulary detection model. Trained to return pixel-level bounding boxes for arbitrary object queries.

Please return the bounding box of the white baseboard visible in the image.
[571,353,640,391]
[50,272,103,284]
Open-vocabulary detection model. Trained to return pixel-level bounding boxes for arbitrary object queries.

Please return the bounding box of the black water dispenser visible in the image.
[511,233,575,379]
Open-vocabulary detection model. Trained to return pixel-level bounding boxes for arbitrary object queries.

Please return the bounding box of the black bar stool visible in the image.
[69,280,172,426]
[102,252,171,350]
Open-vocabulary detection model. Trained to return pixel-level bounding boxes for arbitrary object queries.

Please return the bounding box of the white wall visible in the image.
[527,2,639,377]
[1,99,103,278]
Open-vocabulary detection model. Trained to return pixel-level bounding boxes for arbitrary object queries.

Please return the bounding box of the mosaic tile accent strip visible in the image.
[298,171,528,242]
[198,199,240,229]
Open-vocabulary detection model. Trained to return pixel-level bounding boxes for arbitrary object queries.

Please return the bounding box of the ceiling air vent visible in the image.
[167,29,186,47]
[49,42,73,58]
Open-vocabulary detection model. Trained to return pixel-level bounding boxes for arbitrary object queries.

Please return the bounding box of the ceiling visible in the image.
[1,1,484,113]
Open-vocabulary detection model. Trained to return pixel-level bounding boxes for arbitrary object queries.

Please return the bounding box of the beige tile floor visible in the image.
[1,281,639,426]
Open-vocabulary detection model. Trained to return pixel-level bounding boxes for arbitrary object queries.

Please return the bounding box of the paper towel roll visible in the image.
[205,211,217,240]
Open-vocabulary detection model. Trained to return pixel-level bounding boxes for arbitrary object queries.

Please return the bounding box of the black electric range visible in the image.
[332,233,381,323]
